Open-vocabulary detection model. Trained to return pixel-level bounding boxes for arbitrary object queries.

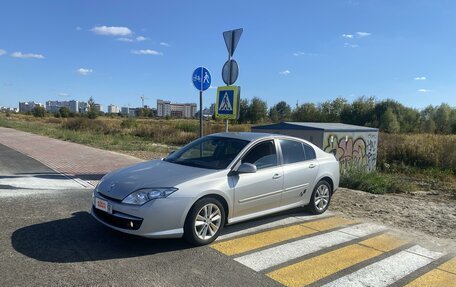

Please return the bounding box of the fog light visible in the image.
[130,221,134,228]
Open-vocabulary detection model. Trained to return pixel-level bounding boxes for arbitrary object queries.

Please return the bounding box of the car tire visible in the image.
[307,180,331,215]
[184,197,226,246]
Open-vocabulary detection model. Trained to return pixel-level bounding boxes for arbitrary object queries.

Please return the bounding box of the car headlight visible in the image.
[122,188,178,205]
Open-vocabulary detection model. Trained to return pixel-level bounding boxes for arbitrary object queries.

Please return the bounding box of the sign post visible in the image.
[219,28,243,132]
[192,67,211,137]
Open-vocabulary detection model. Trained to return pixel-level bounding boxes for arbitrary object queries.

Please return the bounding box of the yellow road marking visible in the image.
[211,216,354,256]
[405,269,456,287]
[300,216,354,231]
[438,257,456,274]
[405,257,456,287]
[359,233,408,252]
[267,234,407,287]
[211,224,315,256]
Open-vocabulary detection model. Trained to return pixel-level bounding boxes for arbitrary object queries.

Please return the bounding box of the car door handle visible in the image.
[272,173,282,179]
[309,163,317,168]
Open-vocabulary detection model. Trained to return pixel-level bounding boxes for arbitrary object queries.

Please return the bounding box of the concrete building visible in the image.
[157,99,171,117]
[108,104,120,114]
[170,103,197,118]
[45,100,79,113]
[121,106,130,116]
[252,122,379,171]
[78,102,88,113]
[93,104,103,113]
[157,99,197,118]
[0,107,18,113]
[19,101,42,113]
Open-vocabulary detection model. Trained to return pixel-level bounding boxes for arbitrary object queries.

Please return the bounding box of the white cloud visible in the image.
[58,92,70,97]
[414,76,426,81]
[279,70,291,75]
[356,32,371,38]
[131,49,163,55]
[344,43,359,48]
[11,51,45,59]
[0,49,6,56]
[136,36,148,42]
[77,68,93,76]
[76,26,82,31]
[418,89,430,93]
[91,25,133,36]
[342,34,354,39]
[117,37,134,42]
[293,51,317,57]
[209,85,217,89]
[160,42,170,47]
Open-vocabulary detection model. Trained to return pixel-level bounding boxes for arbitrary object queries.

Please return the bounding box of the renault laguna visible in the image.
[91,132,339,245]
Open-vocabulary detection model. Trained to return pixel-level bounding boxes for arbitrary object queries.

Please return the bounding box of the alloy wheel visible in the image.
[194,203,222,240]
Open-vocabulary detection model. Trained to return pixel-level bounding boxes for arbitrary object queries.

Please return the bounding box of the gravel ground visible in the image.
[331,188,456,249]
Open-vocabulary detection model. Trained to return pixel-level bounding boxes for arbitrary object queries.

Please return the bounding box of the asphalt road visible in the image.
[1,143,454,287]
[0,144,280,287]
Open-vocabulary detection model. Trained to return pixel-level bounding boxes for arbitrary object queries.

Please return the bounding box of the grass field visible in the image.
[1,113,454,195]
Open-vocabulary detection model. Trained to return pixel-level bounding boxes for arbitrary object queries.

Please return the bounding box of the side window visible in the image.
[280,139,306,164]
[242,141,277,170]
[303,144,316,160]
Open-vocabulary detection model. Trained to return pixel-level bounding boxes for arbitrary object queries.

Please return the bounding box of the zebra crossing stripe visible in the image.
[234,223,387,271]
[266,234,408,287]
[217,212,333,241]
[212,216,354,256]
[404,257,456,287]
[321,246,444,287]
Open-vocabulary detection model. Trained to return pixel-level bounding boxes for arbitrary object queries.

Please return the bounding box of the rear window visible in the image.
[279,139,305,164]
[304,144,316,160]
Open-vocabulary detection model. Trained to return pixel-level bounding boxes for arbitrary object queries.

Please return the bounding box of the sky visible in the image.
[1,0,456,111]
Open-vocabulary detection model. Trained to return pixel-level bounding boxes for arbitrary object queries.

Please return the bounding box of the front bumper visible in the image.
[91,192,193,238]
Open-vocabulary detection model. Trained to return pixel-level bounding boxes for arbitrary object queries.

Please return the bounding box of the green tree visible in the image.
[32,106,46,118]
[292,103,320,122]
[237,98,249,124]
[269,101,291,122]
[87,97,98,119]
[59,107,70,118]
[434,103,452,134]
[379,108,400,133]
[341,96,376,126]
[248,97,268,123]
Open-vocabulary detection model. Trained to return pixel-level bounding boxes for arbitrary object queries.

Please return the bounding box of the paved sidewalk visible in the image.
[0,127,142,185]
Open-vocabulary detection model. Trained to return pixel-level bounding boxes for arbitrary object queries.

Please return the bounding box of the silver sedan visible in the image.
[91,132,340,245]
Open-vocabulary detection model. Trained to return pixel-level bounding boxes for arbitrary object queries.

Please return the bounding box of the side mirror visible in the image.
[237,163,257,174]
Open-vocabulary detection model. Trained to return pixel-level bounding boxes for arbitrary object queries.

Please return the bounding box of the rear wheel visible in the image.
[184,197,225,246]
[308,180,331,214]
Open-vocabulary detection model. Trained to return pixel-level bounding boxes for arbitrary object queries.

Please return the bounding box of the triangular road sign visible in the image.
[223,28,243,57]
[219,92,233,111]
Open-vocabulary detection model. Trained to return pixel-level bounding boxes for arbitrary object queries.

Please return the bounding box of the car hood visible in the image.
[97,159,218,200]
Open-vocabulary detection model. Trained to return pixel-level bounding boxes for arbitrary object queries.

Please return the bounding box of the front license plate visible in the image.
[95,197,112,214]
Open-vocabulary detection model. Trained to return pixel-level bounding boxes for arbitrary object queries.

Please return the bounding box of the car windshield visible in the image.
[164,136,249,170]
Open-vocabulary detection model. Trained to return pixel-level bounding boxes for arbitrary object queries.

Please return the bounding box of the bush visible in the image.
[62,118,120,135]
[377,133,456,172]
[120,118,137,129]
[340,168,414,194]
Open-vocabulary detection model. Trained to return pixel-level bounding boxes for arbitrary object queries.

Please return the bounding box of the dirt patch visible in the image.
[331,188,456,251]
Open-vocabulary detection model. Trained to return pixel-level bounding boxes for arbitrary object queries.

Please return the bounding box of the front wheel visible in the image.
[308,180,331,215]
[184,197,225,246]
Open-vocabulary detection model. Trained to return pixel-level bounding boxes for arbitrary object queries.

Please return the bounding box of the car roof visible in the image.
[211,132,292,142]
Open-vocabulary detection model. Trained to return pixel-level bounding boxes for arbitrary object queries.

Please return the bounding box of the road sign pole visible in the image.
[200,90,203,138]
[225,52,233,133]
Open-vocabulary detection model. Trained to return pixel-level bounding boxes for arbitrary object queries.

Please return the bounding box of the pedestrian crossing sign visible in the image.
[215,86,240,119]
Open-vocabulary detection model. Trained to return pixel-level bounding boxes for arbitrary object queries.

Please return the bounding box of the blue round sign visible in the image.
[192,67,211,91]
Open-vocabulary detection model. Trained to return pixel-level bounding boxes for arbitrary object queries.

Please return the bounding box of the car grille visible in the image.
[93,207,143,230]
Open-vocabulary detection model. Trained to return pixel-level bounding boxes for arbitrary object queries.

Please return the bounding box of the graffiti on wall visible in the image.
[323,133,378,171]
